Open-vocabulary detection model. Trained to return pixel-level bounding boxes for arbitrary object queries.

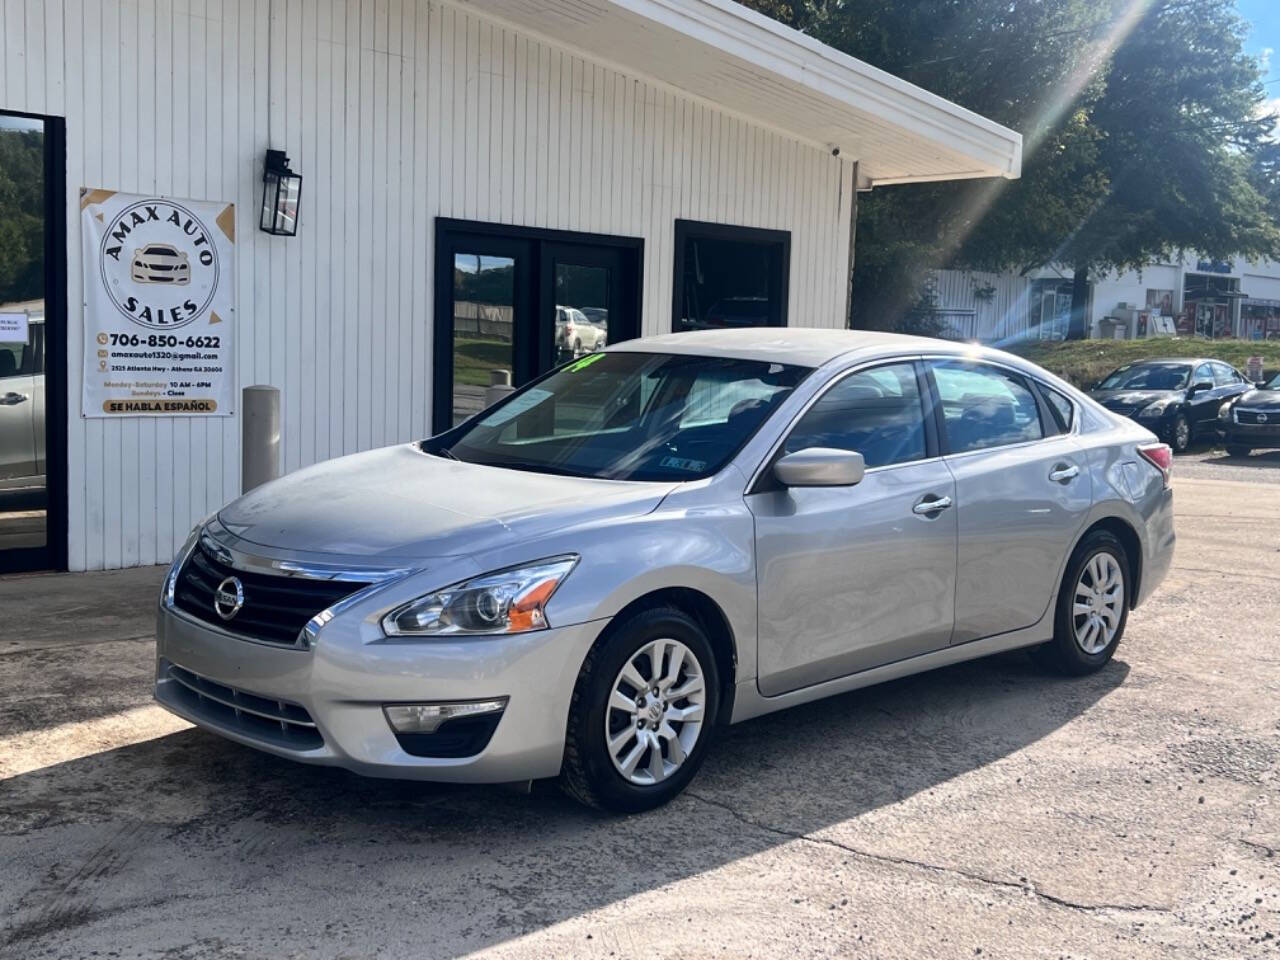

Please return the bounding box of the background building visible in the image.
[0,0,1020,572]
[928,254,1280,346]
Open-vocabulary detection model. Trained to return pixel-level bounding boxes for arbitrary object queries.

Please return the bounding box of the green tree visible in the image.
[768,0,1280,335]
[0,129,45,305]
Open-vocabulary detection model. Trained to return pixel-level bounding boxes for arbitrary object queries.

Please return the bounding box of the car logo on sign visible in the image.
[213,576,245,621]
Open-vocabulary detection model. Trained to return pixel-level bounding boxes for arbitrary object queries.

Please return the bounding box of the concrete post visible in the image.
[484,368,515,409]
[242,385,281,493]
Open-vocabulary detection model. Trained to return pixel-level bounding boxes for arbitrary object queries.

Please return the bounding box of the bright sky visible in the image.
[1237,0,1280,136]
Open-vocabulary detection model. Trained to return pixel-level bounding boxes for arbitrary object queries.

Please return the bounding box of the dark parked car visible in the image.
[1220,371,1280,456]
[1089,358,1252,452]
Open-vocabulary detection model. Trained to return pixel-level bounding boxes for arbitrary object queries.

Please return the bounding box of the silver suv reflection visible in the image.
[155,329,1175,812]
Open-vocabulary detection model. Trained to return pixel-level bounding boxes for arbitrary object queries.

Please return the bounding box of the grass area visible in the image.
[452,337,512,387]
[1007,337,1280,388]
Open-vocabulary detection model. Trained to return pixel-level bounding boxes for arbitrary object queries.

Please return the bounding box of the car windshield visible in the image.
[1098,363,1190,391]
[430,351,809,481]
[1266,373,1280,390]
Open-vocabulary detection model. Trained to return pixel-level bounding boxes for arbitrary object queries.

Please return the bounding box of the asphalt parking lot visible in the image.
[1,451,1277,959]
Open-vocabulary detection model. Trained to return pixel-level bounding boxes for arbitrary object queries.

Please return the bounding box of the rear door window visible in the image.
[1040,385,1074,433]
[929,360,1045,454]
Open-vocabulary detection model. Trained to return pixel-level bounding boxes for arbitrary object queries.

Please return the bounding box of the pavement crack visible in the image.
[1238,838,1277,858]
[683,790,1172,916]
[1170,564,1280,583]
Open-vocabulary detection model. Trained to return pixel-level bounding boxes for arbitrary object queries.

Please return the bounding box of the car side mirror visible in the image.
[773,448,865,487]
[1188,381,1213,396]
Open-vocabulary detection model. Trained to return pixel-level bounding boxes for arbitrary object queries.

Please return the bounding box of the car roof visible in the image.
[608,327,993,368]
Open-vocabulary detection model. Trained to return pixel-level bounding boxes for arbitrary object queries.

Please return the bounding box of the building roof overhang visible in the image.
[449,0,1022,188]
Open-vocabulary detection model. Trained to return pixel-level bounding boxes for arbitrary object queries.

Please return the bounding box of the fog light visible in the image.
[383,699,508,734]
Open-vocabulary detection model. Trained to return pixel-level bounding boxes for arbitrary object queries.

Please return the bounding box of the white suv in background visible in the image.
[555,306,607,358]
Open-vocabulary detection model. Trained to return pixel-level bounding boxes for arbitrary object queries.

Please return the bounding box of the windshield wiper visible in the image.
[481,459,588,478]
[422,442,459,461]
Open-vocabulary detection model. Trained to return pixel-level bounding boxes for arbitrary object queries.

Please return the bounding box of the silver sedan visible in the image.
[155,329,1175,812]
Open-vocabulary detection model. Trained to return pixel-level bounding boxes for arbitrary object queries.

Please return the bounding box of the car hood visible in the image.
[1236,389,1280,410]
[217,444,678,560]
[1090,388,1182,409]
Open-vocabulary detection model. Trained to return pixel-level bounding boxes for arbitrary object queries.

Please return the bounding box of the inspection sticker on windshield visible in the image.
[660,455,707,473]
[566,353,605,373]
[479,387,552,426]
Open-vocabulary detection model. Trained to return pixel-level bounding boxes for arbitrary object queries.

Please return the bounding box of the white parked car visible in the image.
[0,316,45,501]
[555,306,607,358]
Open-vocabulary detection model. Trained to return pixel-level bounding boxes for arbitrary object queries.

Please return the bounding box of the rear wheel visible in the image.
[1225,443,1252,457]
[1034,530,1129,676]
[560,607,719,813]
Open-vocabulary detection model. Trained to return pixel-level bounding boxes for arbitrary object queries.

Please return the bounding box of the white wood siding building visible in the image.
[0,0,1020,571]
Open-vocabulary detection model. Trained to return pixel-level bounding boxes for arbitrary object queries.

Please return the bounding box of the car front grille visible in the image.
[1235,408,1277,425]
[173,540,370,646]
[1103,401,1144,416]
[162,660,323,750]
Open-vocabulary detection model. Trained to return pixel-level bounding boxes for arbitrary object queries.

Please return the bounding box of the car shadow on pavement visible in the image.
[0,652,1128,956]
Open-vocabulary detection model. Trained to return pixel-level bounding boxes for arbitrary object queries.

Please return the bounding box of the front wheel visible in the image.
[1033,530,1129,676]
[1168,414,1192,453]
[560,607,720,813]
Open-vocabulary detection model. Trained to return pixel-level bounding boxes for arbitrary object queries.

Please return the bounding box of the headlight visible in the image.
[382,556,578,637]
[1219,403,1234,421]
[1138,398,1175,418]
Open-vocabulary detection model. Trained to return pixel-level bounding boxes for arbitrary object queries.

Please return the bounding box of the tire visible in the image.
[1168,414,1191,453]
[560,606,720,813]
[1225,444,1252,458]
[573,338,583,358]
[1033,530,1130,676]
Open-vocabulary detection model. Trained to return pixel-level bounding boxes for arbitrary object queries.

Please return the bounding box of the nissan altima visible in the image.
[156,329,1175,812]
[1089,358,1252,452]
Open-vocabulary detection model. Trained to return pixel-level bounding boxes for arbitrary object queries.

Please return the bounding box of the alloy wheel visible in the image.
[605,637,706,785]
[1072,552,1124,654]
[1173,416,1190,451]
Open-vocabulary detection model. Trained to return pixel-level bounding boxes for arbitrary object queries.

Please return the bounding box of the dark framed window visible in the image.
[671,220,789,333]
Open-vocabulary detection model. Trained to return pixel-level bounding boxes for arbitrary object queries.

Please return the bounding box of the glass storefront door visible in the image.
[433,221,641,434]
[0,111,62,572]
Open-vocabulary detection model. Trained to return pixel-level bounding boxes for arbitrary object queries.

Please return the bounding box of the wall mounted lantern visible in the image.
[259,149,301,236]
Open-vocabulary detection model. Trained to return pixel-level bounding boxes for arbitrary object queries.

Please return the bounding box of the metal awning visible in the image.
[448,0,1022,188]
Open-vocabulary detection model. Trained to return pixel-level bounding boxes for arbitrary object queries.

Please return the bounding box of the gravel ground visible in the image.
[0,463,1277,959]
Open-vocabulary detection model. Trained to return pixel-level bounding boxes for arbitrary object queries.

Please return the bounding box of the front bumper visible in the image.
[155,603,605,782]
[1225,422,1280,447]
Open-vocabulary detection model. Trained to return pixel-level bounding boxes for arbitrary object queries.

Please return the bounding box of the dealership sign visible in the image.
[80,189,235,417]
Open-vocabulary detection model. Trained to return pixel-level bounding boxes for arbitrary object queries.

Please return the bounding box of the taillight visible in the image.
[1137,442,1172,487]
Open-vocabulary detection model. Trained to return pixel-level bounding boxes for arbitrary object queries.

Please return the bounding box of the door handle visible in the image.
[912,495,952,516]
[1049,463,1079,483]
[0,392,28,405]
